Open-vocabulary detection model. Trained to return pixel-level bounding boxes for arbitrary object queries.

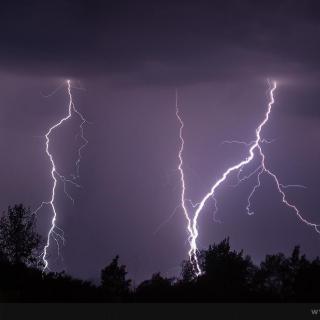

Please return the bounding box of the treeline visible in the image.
[1,204,320,302]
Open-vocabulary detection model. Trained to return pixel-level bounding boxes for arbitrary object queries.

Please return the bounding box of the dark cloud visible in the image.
[1,0,320,84]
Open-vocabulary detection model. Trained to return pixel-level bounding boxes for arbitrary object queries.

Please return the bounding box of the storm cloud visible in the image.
[0,0,320,84]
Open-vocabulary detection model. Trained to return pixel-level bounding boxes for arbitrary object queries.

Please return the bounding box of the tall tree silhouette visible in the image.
[100,255,131,300]
[0,204,42,266]
[254,246,312,301]
[180,260,195,283]
[193,238,256,301]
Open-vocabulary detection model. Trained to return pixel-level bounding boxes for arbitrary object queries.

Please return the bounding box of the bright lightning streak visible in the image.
[175,90,199,273]
[251,136,320,233]
[176,80,320,277]
[245,166,264,215]
[35,80,88,271]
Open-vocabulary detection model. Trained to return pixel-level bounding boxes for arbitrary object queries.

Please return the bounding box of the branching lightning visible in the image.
[35,80,88,271]
[175,90,194,264]
[176,80,320,277]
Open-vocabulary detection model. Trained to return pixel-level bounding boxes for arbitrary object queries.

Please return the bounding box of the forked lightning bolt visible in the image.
[34,80,88,271]
[176,80,320,277]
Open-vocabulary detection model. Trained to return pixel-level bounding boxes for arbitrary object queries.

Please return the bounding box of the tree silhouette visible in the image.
[0,204,42,266]
[293,256,320,301]
[1,219,320,303]
[180,259,195,282]
[181,237,257,301]
[100,255,131,300]
[254,246,312,301]
[135,272,174,301]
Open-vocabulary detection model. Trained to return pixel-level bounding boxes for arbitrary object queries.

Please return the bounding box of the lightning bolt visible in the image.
[176,80,320,277]
[34,80,88,271]
[175,90,196,269]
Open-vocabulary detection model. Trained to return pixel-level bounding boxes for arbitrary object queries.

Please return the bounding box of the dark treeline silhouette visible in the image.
[1,204,320,302]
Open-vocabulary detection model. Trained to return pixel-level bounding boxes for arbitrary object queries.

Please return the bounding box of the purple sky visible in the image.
[0,1,320,283]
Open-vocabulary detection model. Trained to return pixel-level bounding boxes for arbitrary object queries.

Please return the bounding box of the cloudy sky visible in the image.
[0,0,320,283]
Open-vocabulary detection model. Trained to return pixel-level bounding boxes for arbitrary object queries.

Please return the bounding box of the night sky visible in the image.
[0,0,320,283]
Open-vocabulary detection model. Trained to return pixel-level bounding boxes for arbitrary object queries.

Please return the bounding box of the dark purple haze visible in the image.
[0,1,320,283]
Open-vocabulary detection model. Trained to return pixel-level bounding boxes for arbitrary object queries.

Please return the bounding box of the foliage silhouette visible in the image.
[0,204,42,266]
[1,203,320,302]
[101,255,131,301]
[135,272,174,301]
